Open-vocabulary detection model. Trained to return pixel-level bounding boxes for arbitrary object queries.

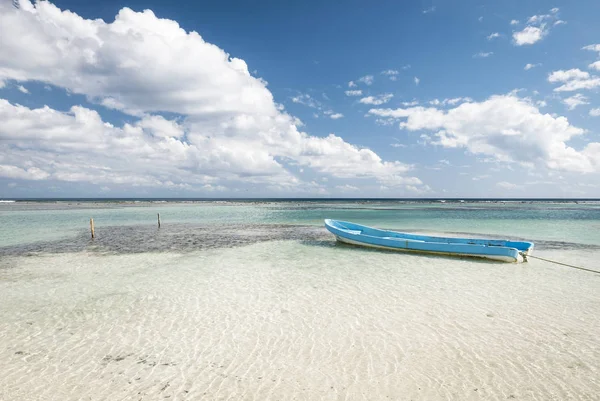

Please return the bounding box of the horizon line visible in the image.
[3,197,600,201]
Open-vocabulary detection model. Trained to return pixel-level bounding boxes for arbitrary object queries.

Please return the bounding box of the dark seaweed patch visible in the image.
[0,223,597,258]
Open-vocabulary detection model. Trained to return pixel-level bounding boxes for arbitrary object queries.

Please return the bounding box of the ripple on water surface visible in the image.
[1,239,599,400]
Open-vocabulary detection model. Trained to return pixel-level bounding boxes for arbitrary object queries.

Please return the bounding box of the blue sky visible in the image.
[1,0,600,198]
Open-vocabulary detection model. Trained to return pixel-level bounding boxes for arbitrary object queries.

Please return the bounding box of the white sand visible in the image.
[1,242,599,400]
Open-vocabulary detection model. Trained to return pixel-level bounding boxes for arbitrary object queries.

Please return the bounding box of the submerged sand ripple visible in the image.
[1,242,599,400]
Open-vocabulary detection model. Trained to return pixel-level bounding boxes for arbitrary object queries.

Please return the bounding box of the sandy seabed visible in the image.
[1,241,599,400]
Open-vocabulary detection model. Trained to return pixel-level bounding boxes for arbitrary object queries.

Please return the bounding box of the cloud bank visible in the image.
[369,95,600,173]
[0,0,424,194]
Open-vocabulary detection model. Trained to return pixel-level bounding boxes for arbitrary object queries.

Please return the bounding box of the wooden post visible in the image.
[157,213,161,229]
[90,218,95,239]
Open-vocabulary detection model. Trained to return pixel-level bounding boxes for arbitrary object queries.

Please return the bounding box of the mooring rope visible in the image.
[522,253,600,275]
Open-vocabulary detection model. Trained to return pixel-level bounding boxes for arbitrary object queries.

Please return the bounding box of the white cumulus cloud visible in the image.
[548,68,600,92]
[357,75,374,85]
[583,45,600,72]
[345,90,362,96]
[1,2,279,118]
[512,9,564,46]
[0,0,425,193]
[291,93,320,108]
[381,69,399,81]
[549,69,590,82]
[429,97,472,106]
[368,94,600,173]
[562,94,588,110]
[359,94,394,105]
[583,44,600,54]
[0,165,50,180]
[527,14,552,25]
[524,63,541,70]
[513,26,546,46]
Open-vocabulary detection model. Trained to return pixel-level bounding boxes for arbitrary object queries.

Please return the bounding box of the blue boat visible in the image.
[324,219,534,263]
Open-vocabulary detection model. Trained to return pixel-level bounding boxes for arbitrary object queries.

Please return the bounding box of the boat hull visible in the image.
[325,219,534,263]
[334,235,520,262]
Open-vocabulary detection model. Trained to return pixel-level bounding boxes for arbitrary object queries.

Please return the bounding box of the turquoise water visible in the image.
[2,201,600,248]
[2,200,600,400]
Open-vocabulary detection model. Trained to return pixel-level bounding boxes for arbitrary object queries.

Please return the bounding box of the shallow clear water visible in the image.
[1,201,599,400]
[2,201,600,248]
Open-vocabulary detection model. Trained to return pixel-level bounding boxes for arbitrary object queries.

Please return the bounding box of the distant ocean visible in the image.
[1,199,599,400]
[3,197,600,202]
